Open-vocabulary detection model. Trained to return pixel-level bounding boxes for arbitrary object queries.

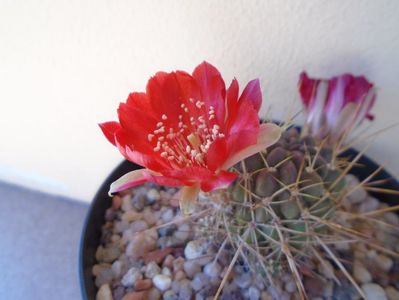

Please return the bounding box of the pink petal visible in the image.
[239,79,262,112]
[222,123,282,170]
[180,184,200,214]
[109,169,149,195]
[200,170,239,192]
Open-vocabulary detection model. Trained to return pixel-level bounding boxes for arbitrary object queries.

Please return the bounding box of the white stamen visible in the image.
[147,134,155,142]
[161,114,167,120]
[161,152,168,157]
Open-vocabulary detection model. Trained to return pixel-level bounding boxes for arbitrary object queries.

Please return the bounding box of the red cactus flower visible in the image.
[100,62,281,213]
[299,72,376,142]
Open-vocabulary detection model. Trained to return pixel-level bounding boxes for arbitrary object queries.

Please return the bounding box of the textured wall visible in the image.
[1,0,398,202]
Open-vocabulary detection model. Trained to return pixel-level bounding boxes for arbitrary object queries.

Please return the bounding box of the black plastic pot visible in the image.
[79,149,399,299]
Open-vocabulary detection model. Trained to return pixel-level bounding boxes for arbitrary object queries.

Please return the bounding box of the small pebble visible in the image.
[111,260,123,278]
[359,197,380,213]
[204,261,221,278]
[362,283,387,300]
[121,267,143,287]
[184,240,205,259]
[284,281,296,293]
[153,274,172,291]
[179,279,193,300]
[145,261,161,279]
[234,272,252,289]
[376,254,393,271]
[147,288,162,300]
[134,279,152,291]
[248,286,261,300]
[96,284,113,300]
[162,209,174,223]
[147,189,160,203]
[385,286,399,300]
[353,262,372,283]
[121,210,143,223]
[191,272,209,291]
[162,267,172,277]
[163,290,178,300]
[121,195,133,211]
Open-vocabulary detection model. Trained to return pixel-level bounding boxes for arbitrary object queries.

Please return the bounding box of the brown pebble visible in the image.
[143,248,174,264]
[163,254,175,268]
[174,270,186,281]
[134,279,152,291]
[112,196,122,210]
[122,291,149,300]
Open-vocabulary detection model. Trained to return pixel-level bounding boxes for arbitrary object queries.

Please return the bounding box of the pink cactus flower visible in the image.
[299,72,376,142]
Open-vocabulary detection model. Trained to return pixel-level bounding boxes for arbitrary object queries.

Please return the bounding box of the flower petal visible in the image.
[239,79,262,112]
[222,123,282,170]
[200,170,239,192]
[99,122,121,146]
[180,184,200,215]
[192,61,226,125]
[109,169,149,195]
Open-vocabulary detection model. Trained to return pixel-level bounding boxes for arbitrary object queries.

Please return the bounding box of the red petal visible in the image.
[99,121,121,146]
[239,79,262,112]
[298,72,318,108]
[225,99,259,137]
[200,170,238,192]
[206,138,228,171]
[146,72,182,123]
[192,62,226,125]
[161,166,213,183]
[143,172,186,187]
[226,78,239,122]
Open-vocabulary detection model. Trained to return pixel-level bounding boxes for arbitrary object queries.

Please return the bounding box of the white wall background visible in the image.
[1,0,399,202]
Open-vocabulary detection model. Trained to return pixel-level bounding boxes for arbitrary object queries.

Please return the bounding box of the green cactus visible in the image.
[222,127,348,284]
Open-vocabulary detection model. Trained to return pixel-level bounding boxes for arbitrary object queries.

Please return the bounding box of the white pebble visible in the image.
[362,283,388,300]
[111,260,123,278]
[145,261,161,278]
[204,262,221,278]
[184,240,205,259]
[153,274,172,291]
[96,284,112,300]
[162,208,174,223]
[162,267,172,277]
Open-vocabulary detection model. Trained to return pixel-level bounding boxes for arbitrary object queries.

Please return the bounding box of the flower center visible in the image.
[147,98,225,168]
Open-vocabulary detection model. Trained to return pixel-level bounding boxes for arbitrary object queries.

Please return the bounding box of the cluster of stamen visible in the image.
[147,99,225,167]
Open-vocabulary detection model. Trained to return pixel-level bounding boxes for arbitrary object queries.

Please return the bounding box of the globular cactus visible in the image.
[213,126,350,294]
